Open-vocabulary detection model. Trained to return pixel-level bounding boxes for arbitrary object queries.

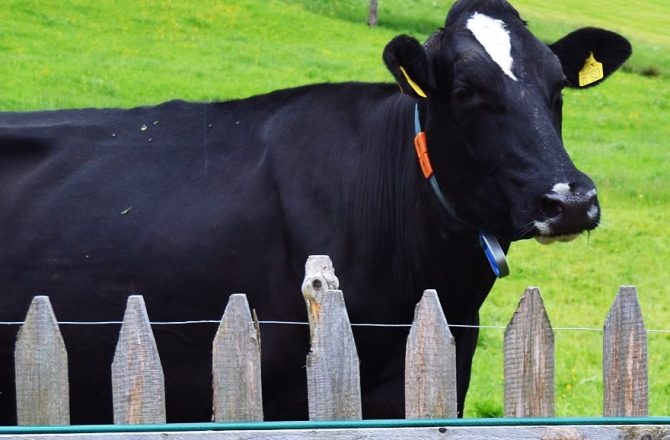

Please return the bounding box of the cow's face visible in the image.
[384,0,631,243]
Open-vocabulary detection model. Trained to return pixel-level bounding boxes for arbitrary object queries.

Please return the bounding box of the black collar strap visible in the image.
[413,104,509,278]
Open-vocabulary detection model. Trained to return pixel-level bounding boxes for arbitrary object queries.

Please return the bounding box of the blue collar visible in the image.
[413,104,509,278]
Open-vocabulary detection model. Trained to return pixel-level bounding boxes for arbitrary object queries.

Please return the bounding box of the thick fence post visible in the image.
[15,296,70,425]
[212,293,263,422]
[405,289,457,418]
[302,255,361,420]
[111,295,166,424]
[603,285,648,416]
[504,287,555,417]
[301,255,340,342]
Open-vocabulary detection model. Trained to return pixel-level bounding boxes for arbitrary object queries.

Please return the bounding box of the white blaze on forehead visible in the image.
[466,12,518,81]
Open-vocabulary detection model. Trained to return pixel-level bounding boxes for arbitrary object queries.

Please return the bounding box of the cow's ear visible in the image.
[383,35,434,99]
[549,27,632,89]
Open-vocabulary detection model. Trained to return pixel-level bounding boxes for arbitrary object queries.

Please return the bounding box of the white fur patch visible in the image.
[466,12,518,81]
[533,220,552,235]
[552,183,571,195]
[587,204,599,220]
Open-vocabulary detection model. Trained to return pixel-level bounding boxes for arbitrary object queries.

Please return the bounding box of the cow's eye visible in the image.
[453,85,474,103]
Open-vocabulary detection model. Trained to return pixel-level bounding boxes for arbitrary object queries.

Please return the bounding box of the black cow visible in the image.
[0,0,630,423]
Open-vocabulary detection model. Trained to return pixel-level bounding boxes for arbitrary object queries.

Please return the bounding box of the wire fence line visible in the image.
[0,318,669,333]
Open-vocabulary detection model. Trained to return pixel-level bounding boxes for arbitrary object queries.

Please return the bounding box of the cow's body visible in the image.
[1,86,490,422]
[0,0,630,424]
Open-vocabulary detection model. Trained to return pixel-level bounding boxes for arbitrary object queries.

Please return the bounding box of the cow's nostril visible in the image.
[540,194,564,218]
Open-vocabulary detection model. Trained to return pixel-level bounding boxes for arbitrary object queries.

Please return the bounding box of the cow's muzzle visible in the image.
[533,182,600,245]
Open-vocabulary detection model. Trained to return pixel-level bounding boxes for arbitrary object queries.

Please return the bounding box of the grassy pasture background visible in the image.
[1,0,668,418]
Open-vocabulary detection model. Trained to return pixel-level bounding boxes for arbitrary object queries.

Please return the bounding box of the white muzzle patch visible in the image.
[535,233,581,245]
[534,220,581,245]
[466,12,518,81]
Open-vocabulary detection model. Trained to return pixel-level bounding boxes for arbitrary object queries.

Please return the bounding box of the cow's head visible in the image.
[383,0,631,243]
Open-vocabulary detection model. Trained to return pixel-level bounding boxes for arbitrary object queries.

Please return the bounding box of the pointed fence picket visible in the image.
[504,287,554,417]
[212,293,263,422]
[6,256,660,433]
[603,285,648,416]
[14,296,69,426]
[405,289,457,419]
[111,295,166,424]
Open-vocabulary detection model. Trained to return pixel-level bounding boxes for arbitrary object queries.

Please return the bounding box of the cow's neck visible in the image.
[414,98,510,279]
[416,186,508,314]
[410,98,509,311]
[413,102,471,226]
[342,90,505,310]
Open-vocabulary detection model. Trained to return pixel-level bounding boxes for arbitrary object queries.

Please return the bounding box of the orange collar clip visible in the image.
[414,131,433,179]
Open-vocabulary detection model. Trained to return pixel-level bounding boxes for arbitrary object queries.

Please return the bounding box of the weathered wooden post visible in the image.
[212,293,263,421]
[603,285,648,416]
[302,255,361,420]
[111,295,166,424]
[302,255,340,341]
[504,287,555,417]
[405,289,457,418]
[367,0,379,26]
[15,295,70,425]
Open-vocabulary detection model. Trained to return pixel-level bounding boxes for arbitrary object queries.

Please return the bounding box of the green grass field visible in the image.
[1,0,668,418]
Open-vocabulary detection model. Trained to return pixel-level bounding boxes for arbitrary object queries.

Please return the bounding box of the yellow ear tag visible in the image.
[399,66,427,98]
[578,52,604,87]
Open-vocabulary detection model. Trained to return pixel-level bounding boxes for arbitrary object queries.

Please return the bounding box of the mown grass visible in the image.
[1,0,668,418]
[0,0,399,109]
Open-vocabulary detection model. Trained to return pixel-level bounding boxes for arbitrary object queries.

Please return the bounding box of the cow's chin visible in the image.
[535,233,581,245]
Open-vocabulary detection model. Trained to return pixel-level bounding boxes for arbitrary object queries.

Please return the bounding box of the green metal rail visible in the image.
[0,417,669,435]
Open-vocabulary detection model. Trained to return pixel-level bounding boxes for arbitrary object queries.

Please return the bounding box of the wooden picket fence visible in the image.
[6,255,669,439]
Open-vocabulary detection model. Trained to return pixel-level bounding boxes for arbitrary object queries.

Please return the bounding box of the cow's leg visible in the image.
[0,330,17,425]
[354,326,407,419]
[452,313,479,418]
